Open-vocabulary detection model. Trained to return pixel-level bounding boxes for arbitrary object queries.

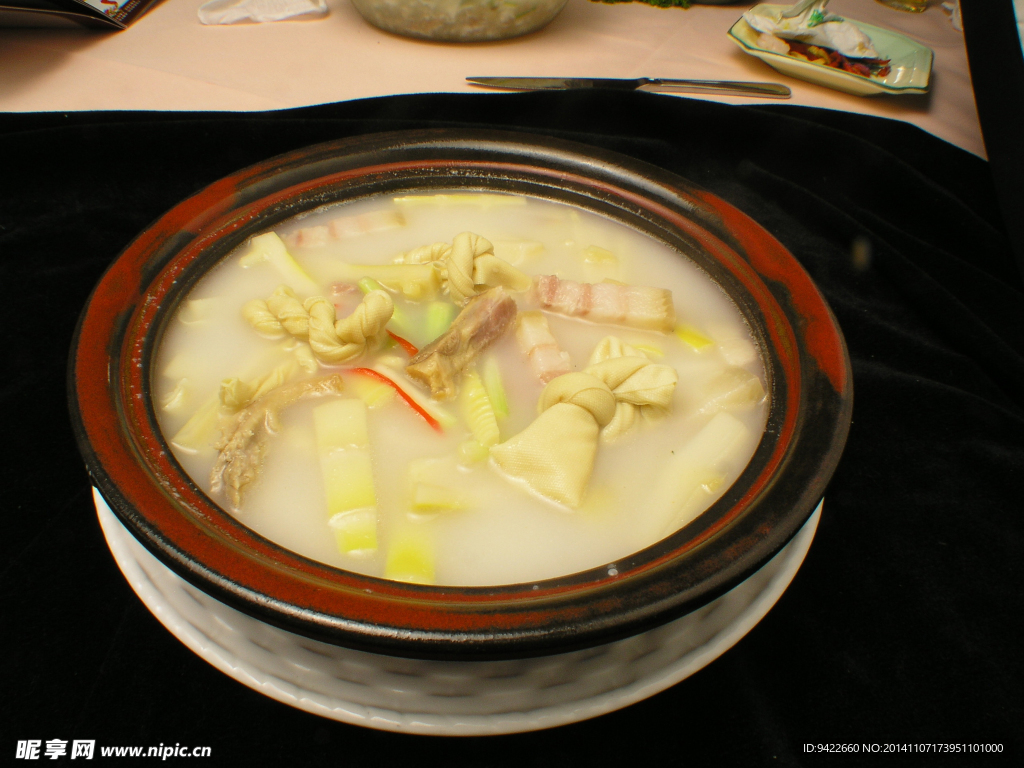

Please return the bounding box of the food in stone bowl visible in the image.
[70,129,851,660]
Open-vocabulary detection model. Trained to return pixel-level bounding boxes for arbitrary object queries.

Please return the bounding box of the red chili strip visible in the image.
[387,330,419,357]
[349,368,442,432]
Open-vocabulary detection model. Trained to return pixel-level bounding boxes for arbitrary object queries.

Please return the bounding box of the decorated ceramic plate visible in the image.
[729,4,933,96]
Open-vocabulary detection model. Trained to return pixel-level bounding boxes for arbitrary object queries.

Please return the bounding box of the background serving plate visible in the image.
[729,4,934,96]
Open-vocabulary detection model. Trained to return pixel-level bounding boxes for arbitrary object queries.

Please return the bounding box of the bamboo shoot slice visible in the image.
[329,508,377,554]
[314,399,378,554]
[646,412,752,538]
[696,368,767,415]
[407,457,472,510]
[481,356,509,419]
[238,232,320,297]
[347,374,396,409]
[385,528,435,584]
[459,367,499,448]
[411,483,470,512]
[582,245,620,282]
[675,324,714,352]
[171,395,221,454]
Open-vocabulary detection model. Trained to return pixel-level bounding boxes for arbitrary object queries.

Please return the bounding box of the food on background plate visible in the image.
[745,0,891,78]
[155,193,769,586]
[781,40,891,78]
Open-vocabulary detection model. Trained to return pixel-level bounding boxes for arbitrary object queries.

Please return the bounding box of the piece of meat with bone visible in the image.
[516,310,572,383]
[211,374,345,510]
[405,287,517,400]
[531,275,676,332]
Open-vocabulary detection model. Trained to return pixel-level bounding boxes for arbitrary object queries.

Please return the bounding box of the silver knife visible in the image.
[467,76,791,99]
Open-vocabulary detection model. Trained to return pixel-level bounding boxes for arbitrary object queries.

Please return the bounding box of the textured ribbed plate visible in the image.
[97,488,822,735]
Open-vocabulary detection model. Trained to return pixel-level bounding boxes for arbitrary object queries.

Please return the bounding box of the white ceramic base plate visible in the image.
[95,489,821,736]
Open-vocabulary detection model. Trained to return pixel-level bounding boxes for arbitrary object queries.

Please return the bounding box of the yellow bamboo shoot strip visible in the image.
[407,458,471,512]
[582,245,620,283]
[313,399,378,554]
[697,368,767,415]
[346,373,396,409]
[384,527,435,584]
[459,367,500,448]
[171,397,221,454]
[238,232,321,298]
[674,324,714,352]
[481,356,509,419]
[645,412,751,540]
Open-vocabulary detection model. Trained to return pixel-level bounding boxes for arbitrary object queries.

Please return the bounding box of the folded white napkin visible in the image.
[198,0,328,25]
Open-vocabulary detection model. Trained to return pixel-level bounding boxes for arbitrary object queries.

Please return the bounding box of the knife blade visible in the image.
[467,77,791,99]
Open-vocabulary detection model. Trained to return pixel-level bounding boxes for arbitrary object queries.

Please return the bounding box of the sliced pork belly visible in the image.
[516,311,572,383]
[532,275,676,333]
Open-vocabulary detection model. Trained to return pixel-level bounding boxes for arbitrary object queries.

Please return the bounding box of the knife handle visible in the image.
[638,79,792,99]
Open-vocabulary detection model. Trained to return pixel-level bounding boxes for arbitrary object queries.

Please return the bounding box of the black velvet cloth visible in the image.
[2,92,1022,764]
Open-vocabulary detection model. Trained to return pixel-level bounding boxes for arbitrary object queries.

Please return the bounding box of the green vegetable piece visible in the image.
[425,301,457,342]
[358,276,417,340]
[329,263,440,300]
[357,277,384,294]
[481,356,509,419]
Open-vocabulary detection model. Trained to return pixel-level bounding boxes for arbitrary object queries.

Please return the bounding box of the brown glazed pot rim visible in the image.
[69,129,852,660]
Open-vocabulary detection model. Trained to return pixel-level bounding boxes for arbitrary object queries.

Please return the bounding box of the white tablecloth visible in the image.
[0,0,984,157]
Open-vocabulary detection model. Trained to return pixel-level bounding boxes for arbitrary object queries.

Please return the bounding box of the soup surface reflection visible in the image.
[154,193,768,585]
